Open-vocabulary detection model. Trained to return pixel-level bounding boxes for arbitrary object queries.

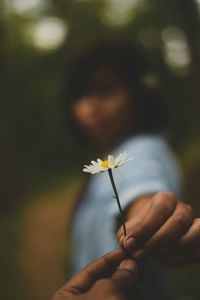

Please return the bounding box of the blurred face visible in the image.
[72,68,134,147]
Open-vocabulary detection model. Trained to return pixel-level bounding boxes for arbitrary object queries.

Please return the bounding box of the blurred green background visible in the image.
[0,0,200,299]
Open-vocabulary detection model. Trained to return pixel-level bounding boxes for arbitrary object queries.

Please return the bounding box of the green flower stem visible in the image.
[108,168,127,237]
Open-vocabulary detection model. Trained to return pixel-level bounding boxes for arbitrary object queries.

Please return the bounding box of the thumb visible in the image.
[111,259,138,291]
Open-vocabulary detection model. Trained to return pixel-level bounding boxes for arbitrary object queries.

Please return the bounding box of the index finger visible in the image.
[119,192,177,250]
[55,250,126,297]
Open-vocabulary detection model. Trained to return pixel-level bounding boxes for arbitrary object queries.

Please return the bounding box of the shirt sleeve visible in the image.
[108,135,182,218]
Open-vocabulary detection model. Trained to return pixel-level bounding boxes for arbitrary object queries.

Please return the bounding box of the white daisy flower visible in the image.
[82,151,133,237]
[83,152,133,174]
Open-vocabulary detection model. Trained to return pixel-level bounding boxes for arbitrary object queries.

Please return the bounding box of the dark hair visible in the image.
[64,40,168,137]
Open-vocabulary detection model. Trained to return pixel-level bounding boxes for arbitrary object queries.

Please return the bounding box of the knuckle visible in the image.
[164,192,178,206]
[174,213,188,228]
[164,191,177,199]
[177,203,193,223]
[157,192,177,205]
[194,218,200,232]
[152,192,176,215]
[185,204,193,217]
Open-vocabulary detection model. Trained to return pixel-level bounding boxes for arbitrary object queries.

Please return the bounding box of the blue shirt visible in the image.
[72,134,181,299]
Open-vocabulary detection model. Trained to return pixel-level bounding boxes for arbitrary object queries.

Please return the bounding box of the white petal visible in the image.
[83,163,100,174]
[83,152,132,174]
[108,155,115,168]
[83,165,89,168]
[116,153,123,161]
[121,151,126,161]
[91,160,98,166]
[114,153,123,167]
[114,152,133,167]
[83,168,92,173]
[118,156,133,166]
[91,165,100,172]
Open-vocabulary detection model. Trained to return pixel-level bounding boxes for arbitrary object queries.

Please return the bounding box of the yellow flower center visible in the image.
[101,160,109,168]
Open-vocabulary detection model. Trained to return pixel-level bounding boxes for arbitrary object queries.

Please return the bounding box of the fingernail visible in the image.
[118,259,136,272]
[124,237,136,250]
[132,249,146,260]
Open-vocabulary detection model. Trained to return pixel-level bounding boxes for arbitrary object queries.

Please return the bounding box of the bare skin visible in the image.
[51,250,139,300]
[117,192,200,266]
[52,194,200,300]
[72,68,200,266]
[72,68,133,150]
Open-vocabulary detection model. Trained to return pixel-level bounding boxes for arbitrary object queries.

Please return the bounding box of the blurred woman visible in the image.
[64,40,194,299]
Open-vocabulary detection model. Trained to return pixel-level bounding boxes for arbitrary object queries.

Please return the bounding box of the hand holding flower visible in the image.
[117,192,195,263]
